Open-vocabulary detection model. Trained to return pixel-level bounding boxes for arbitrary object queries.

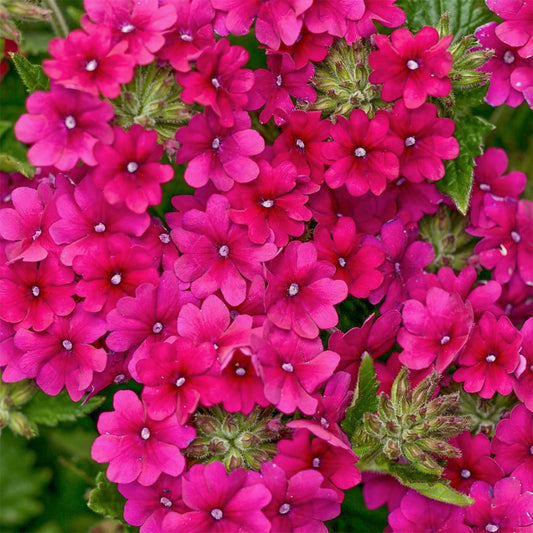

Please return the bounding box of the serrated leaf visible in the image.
[0,152,34,177]
[9,52,50,93]
[342,354,379,437]
[88,472,127,521]
[438,115,495,214]
[397,0,495,42]
[22,390,105,430]
[453,84,489,112]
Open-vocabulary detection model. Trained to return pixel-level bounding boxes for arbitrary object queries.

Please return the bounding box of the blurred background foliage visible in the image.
[0,1,530,532]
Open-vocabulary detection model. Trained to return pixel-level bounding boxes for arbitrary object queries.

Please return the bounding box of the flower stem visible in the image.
[42,0,68,38]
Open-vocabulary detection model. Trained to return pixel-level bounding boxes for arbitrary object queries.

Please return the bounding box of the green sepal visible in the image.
[438,115,495,214]
[9,52,50,93]
[0,151,34,177]
[342,354,379,437]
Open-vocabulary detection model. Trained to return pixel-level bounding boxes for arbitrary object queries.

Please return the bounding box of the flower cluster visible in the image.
[1,0,532,532]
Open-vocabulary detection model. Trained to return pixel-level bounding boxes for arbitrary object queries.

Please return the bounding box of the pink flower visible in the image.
[464,477,533,532]
[323,109,403,196]
[176,39,254,127]
[14,84,114,171]
[92,125,174,214]
[314,217,384,298]
[261,461,340,532]
[227,159,312,246]
[82,0,177,65]
[174,110,264,191]
[346,0,405,41]
[454,312,521,398]
[443,431,504,493]
[173,194,277,306]
[369,27,453,109]
[388,100,459,182]
[398,287,474,373]
[137,338,217,423]
[14,305,107,401]
[388,490,470,533]
[91,389,194,485]
[265,240,348,339]
[276,30,334,69]
[303,0,365,38]
[163,462,271,532]
[514,317,533,410]
[252,325,340,415]
[491,404,533,491]
[43,26,135,98]
[0,257,75,331]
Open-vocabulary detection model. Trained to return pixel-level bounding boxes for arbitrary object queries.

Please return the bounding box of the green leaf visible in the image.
[0,152,34,178]
[407,482,474,506]
[22,391,105,431]
[438,115,494,214]
[397,0,495,42]
[87,472,127,522]
[342,354,379,437]
[0,431,52,527]
[9,53,50,93]
[0,120,11,140]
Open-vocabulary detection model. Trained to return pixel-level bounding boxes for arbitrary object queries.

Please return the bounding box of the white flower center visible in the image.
[211,137,221,150]
[211,77,221,89]
[94,222,106,233]
[338,257,346,268]
[113,373,127,383]
[62,339,73,351]
[32,228,42,240]
[261,199,274,208]
[218,244,230,257]
[31,285,40,297]
[288,282,299,296]
[296,138,305,149]
[405,136,416,147]
[485,354,496,363]
[282,362,294,373]
[159,233,171,244]
[440,335,451,345]
[485,525,499,533]
[211,508,223,520]
[152,322,163,334]
[127,161,139,173]
[64,115,76,129]
[529,445,533,455]
[460,468,471,479]
[503,50,515,64]
[121,23,135,33]
[279,503,291,515]
[354,147,367,158]
[500,244,508,256]
[140,427,151,440]
[276,74,282,86]
[85,59,98,72]
[511,231,521,243]
[176,377,186,387]
[406,59,419,70]
[479,183,491,191]
[235,367,246,376]
[180,32,193,42]
[160,496,172,508]
[312,457,321,468]
[110,273,122,285]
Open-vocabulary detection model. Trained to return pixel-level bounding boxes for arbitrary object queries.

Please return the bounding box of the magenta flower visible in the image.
[73,234,159,315]
[398,287,474,373]
[475,22,531,108]
[454,312,521,398]
[227,159,312,246]
[173,194,277,306]
[14,84,114,171]
[443,431,504,493]
[43,26,135,98]
[276,30,334,69]
[303,0,365,38]
[163,462,272,532]
[514,317,533,410]
[0,319,26,383]
[388,490,470,533]
[91,389,194,485]
[14,305,107,401]
[92,125,174,214]
[82,0,177,65]
[49,175,150,266]
[314,217,384,298]
[345,0,405,41]
[369,27,453,108]
[274,428,361,500]
[388,100,459,182]
[323,109,403,197]
[137,338,217,423]
[265,240,348,339]
[174,110,264,191]
[250,52,316,125]
[486,0,533,59]
[464,477,533,532]
[491,404,533,491]
[176,39,254,127]
[261,461,340,532]
[0,257,75,331]
[252,326,340,415]
[362,473,407,512]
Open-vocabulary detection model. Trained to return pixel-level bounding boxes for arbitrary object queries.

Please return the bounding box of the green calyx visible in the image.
[0,378,38,439]
[184,405,289,471]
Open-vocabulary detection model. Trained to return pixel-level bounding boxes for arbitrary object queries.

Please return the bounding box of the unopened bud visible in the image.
[7,411,37,439]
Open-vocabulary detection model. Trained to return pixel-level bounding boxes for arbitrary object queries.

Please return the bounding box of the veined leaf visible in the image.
[87,472,128,523]
[9,53,50,93]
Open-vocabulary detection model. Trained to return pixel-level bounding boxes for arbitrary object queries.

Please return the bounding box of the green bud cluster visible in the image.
[184,405,289,471]
[113,63,194,143]
[0,0,51,43]
[419,205,477,271]
[0,377,38,439]
[310,38,386,118]
[357,369,470,476]
[449,34,493,90]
